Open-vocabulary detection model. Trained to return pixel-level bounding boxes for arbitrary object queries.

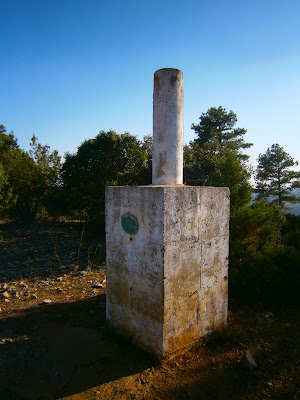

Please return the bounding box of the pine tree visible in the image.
[256,143,300,206]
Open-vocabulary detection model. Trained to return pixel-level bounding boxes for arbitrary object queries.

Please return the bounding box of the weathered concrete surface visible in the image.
[152,68,183,185]
[106,185,230,359]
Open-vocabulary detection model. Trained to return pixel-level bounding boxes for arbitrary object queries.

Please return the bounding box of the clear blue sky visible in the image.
[1,0,300,169]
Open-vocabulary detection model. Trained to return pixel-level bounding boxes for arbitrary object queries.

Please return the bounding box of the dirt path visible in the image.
[0,222,299,399]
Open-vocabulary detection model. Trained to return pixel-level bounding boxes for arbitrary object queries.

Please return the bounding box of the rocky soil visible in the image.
[0,221,299,400]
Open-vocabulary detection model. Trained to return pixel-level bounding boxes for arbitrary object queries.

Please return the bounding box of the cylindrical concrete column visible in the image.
[152,68,183,185]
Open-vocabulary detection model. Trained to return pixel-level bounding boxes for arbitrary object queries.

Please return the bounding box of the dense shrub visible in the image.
[229,201,300,303]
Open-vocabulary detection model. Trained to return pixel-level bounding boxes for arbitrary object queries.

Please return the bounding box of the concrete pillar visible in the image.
[152,68,183,185]
[105,68,230,360]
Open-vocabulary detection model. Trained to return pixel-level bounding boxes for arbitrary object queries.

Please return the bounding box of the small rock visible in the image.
[264,312,273,319]
[31,294,38,300]
[210,359,219,368]
[40,299,52,305]
[258,312,274,321]
[267,382,273,388]
[246,351,257,370]
[38,281,49,287]
[93,283,103,288]
[1,291,10,299]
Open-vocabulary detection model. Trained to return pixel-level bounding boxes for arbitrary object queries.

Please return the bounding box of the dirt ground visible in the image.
[0,221,299,400]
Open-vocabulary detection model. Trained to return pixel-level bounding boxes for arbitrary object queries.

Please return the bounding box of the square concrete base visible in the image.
[105,185,230,359]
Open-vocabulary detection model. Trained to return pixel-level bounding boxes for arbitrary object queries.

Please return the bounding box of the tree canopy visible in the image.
[0,125,61,221]
[256,143,300,206]
[62,130,151,220]
[185,106,253,212]
[191,106,252,158]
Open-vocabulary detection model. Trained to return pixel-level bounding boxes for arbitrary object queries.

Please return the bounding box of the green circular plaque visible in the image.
[121,213,139,235]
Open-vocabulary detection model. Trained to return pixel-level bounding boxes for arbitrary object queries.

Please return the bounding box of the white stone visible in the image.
[41,299,52,305]
[246,350,258,369]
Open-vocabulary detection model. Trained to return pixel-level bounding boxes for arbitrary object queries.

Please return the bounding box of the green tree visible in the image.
[26,134,61,219]
[0,163,16,215]
[0,126,61,221]
[185,106,253,212]
[230,201,300,303]
[62,130,150,221]
[0,125,19,214]
[191,106,252,156]
[256,143,300,206]
[141,134,152,183]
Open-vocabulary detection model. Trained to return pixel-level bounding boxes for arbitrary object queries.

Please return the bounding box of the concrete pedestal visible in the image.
[105,185,230,359]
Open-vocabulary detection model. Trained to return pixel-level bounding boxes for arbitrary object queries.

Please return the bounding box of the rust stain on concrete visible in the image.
[166,324,198,353]
[154,73,161,91]
[157,130,165,143]
[170,74,177,86]
[156,151,166,178]
[214,225,220,235]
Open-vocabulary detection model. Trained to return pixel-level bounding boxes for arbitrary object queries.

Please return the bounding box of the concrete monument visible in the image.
[105,68,230,359]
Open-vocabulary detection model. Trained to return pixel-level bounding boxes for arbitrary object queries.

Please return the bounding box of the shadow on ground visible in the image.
[0,294,156,400]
